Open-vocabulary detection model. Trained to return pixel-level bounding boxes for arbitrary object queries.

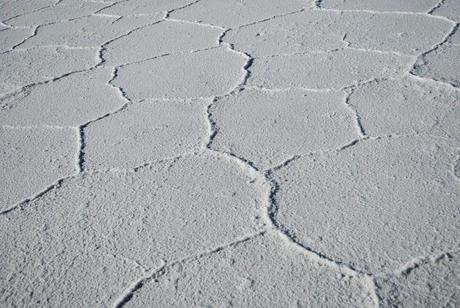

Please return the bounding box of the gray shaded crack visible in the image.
[76,67,132,172]
[0,174,74,215]
[163,0,203,19]
[203,91,379,305]
[409,22,459,87]
[111,231,267,308]
[263,168,371,276]
[427,0,447,14]
[343,89,367,137]
[396,250,460,278]
[97,19,165,67]
[2,2,457,307]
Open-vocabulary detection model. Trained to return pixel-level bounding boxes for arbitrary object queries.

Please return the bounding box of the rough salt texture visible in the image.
[19,15,157,49]
[123,231,375,308]
[376,252,460,307]
[0,68,125,126]
[0,127,76,211]
[248,49,411,90]
[6,1,106,27]
[1,0,459,307]
[0,47,97,95]
[169,0,306,28]
[0,28,32,52]
[411,43,460,88]
[348,77,460,144]
[0,0,52,21]
[431,0,460,22]
[319,0,439,12]
[225,10,453,56]
[0,154,267,307]
[113,47,247,100]
[84,100,208,169]
[409,0,459,87]
[98,0,193,16]
[103,20,221,65]
[210,89,357,170]
[273,136,460,274]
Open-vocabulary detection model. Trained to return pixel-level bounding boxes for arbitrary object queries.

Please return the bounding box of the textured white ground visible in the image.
[0,0,459,307]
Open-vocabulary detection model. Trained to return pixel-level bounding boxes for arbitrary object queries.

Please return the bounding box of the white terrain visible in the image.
[0,0,459,307]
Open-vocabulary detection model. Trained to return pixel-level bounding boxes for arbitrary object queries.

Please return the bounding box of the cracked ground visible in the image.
[0,0,459,307]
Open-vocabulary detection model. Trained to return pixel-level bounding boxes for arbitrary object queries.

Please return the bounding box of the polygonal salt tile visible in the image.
[6,1,107,27]
[249,49,410,90]
[0,153,267,306]
[122,231,375,308]
[0,0,52,21]
[84,100,207,169]
[19,15,158,48]
[169,0,306,28]
[340,12,454,54]
[0,127,76,211]
[99,0,193,16]
[319,0,439,12]
[348,77,460,145]
[112,47,247,100]
[0,206,144,308]
[273,136,460,273]
[0,28,32,53]
[103,20,222,66]
[223,10,345,56]
[431,0,460,22]
[376,253,460,307]
[0,68,125,126]
[210,89,357,170]
[0,47,97,95]
[411,43,460,87]
[225,10,453,56]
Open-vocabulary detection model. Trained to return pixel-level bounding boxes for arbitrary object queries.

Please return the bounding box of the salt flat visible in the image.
[0,0,459,307]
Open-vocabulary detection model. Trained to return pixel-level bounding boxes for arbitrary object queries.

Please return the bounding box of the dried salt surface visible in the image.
[225,10,453,56]
[339,12,453,55]
[411,43,460,88]
[1,0,459,306]
[0,28,32,52]
[112,47,247,100]
[248,49,411,90]
[273,136,460,274]
[430,0,460,22]
[448,28,460,45]
[409,0,460,88]
[84,100,208,169]
[0,68,125,126]
[102,20,221,66]
[0,47,97,95]
[348,77,460,144]
[0,69,125,127]
[210,89,357,170]
[123,231,375,308]
[0,0,52,21]
[98,0,194,16]
[376,253,460,307]
[6,1,107,27]
[18,15,159,49]
[0,154,267,307]
[0,127,76,211]
[169,0,307,28]
[319,0,439,12]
